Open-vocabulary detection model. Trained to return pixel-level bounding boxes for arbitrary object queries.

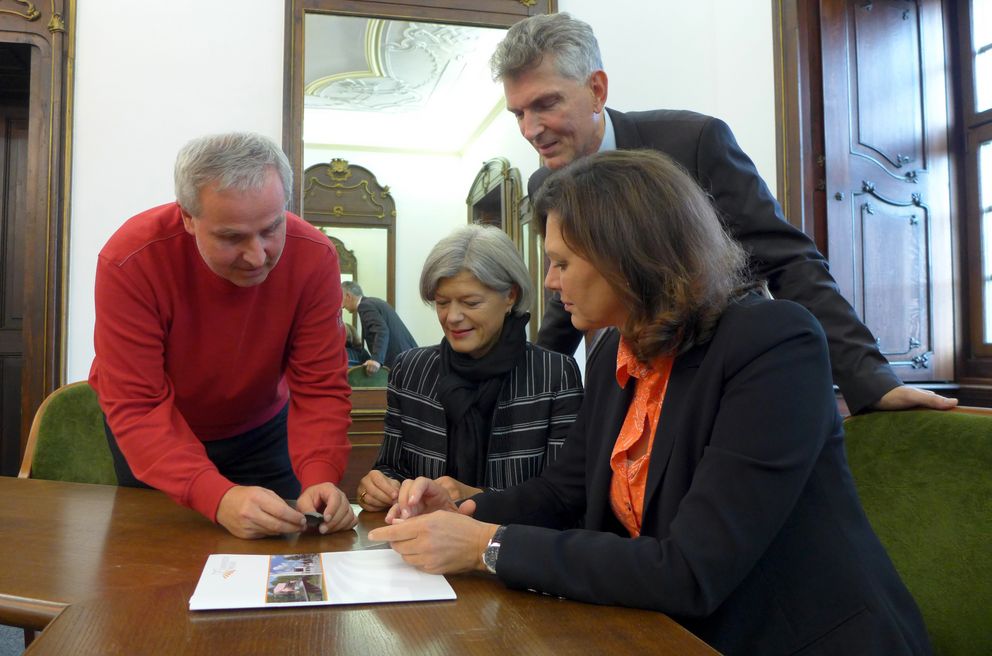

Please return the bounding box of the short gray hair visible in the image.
[341,280,364,297]
[420,225,533,316]
[174,132,292,216]
[490,13,602,83]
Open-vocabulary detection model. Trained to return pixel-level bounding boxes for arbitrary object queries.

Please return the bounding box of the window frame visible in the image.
[960,0,992,373]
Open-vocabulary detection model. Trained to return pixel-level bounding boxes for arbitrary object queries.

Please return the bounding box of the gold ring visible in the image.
[359,490,367,503]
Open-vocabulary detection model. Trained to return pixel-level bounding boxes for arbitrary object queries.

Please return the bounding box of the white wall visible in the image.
[560,0,778,189]
[65,1,777,380]
[66,0,285,381]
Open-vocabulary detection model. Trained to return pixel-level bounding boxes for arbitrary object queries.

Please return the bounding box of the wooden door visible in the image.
[821,0,953,381]
[0,101,28,475]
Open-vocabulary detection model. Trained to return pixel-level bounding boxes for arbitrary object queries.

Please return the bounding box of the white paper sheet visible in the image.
[189,550,456,611]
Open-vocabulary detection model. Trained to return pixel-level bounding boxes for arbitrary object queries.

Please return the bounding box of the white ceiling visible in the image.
[304,14,507,154]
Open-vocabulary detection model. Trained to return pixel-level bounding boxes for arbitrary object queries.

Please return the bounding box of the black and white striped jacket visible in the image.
[373,343,583,489]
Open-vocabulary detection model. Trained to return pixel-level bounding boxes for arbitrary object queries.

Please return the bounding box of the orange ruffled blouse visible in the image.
[610,337,674,537]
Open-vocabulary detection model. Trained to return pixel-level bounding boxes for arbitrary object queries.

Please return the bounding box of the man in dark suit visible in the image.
[491,12,955,415]
[341,281,417,375]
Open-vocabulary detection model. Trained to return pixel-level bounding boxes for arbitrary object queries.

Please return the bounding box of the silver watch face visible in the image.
[484,543,499,573]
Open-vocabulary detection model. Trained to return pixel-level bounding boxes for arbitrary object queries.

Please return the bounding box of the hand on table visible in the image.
[216,485,307,539]
[871,385,958,411]
[383,477,468,524]
[368,508,498,575]
[296,482,358,534]
[364,360,381,375]
[433,476,483,503]
[357,470,401,511]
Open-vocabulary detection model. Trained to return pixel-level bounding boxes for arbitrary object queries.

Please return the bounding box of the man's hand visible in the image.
[384,477,468,524]
[216,485,306,539]
[433,476,483,503]
[296,483,358,534]
[872,385,958,412]
[357,470,401,511]
[368,511,498,575]
[363,359,381,375]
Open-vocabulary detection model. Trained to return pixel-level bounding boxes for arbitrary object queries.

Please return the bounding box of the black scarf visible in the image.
[436,312,530,487]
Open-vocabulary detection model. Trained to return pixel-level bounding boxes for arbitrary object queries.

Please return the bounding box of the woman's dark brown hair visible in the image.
[534,149,753,361]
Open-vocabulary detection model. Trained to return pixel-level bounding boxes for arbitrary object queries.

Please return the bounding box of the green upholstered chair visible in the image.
[18,380,117,485]
[347,364,389,388]
[843,408,992,656]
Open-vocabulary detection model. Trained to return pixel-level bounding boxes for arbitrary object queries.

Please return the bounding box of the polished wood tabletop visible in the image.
[0,476,716,655]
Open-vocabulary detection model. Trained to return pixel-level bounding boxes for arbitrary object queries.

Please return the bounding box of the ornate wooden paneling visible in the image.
[0,1,73,473]
[821,0,952,382]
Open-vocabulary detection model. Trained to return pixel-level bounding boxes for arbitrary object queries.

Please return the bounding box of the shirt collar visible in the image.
[616,335,652,388]
[598,109,616,153]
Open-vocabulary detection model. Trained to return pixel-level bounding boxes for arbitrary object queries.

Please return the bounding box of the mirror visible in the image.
[303,158,395,331]
[286,1,555,348]
[467,157,523,242]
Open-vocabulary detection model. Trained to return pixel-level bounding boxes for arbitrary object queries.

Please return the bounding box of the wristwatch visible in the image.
[482,525,507,575]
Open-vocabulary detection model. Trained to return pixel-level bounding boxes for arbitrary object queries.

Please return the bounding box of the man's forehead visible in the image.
[206,211,284,233]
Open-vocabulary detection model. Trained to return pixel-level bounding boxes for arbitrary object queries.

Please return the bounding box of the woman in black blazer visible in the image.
[369,151,930,655]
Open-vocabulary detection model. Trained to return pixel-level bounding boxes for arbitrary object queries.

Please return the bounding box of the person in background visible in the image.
[368,151,931,656]
[341,280,418,376]
[356,225,583,511]
[90,132,356,539]
[491,12,955,415]
[344,322,371,367]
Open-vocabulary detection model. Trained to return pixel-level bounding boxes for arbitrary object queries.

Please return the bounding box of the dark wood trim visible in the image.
[283,0,556,215]
[956,0,992,130]
[954,0,992,378]
[0,1,73,467]
[771,0,827,253]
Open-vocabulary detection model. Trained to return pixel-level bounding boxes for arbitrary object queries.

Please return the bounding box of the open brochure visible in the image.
[189,549,456,611]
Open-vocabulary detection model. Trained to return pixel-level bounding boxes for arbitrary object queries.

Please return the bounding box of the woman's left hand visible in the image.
[433,476,483,503]
[368,511,499,575]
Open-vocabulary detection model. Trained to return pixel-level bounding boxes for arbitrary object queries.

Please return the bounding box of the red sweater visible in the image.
[90,203,351,521]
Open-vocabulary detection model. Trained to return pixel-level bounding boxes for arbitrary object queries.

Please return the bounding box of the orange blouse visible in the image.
[609,338,674,537]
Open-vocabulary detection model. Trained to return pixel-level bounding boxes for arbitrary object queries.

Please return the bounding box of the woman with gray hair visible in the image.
[357,225,583,510]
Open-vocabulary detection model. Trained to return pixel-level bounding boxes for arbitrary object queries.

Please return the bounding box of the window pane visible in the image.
[974,0,992,112]
[978,51,992,113]
[981,140,992,211]
[975,0,991,47]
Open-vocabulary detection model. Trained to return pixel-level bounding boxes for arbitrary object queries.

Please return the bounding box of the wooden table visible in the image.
[0,477,716,655]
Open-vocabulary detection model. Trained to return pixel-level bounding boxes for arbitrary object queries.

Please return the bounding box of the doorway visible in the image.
[0,43,30,476]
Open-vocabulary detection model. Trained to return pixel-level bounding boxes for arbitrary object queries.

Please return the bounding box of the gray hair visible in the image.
[420,225,533,316]
[341,280,364,297]
[490,13,603,82]
[174,132,292,216]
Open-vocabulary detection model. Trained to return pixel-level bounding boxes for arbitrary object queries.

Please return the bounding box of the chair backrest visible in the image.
[19,381,117,485]
[347,365,389,388]
[843,407,992,656]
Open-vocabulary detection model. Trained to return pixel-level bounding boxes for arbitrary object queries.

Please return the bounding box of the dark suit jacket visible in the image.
[356,296,417,368]
[532,108,900,414]
[474,296,930,655]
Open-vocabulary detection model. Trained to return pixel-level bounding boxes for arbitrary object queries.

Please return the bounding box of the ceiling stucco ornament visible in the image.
[305,19,490,113]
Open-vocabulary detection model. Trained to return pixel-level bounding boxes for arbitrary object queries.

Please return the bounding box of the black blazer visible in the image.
[474,296,930,655]
[356,296,417,368]
[532,108,900,414]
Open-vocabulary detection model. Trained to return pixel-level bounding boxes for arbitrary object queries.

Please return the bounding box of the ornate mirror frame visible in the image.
[302,158,396,305]
[466,156,522,245]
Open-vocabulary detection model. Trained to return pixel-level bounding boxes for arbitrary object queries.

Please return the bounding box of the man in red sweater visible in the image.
[90,132,355,538]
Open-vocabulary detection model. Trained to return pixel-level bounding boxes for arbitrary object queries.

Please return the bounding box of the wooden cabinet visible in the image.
[340,388,386,501]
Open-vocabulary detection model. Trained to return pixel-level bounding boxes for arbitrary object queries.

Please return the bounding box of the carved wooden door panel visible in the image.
[821,0,953,381]
[0,103,28,475]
